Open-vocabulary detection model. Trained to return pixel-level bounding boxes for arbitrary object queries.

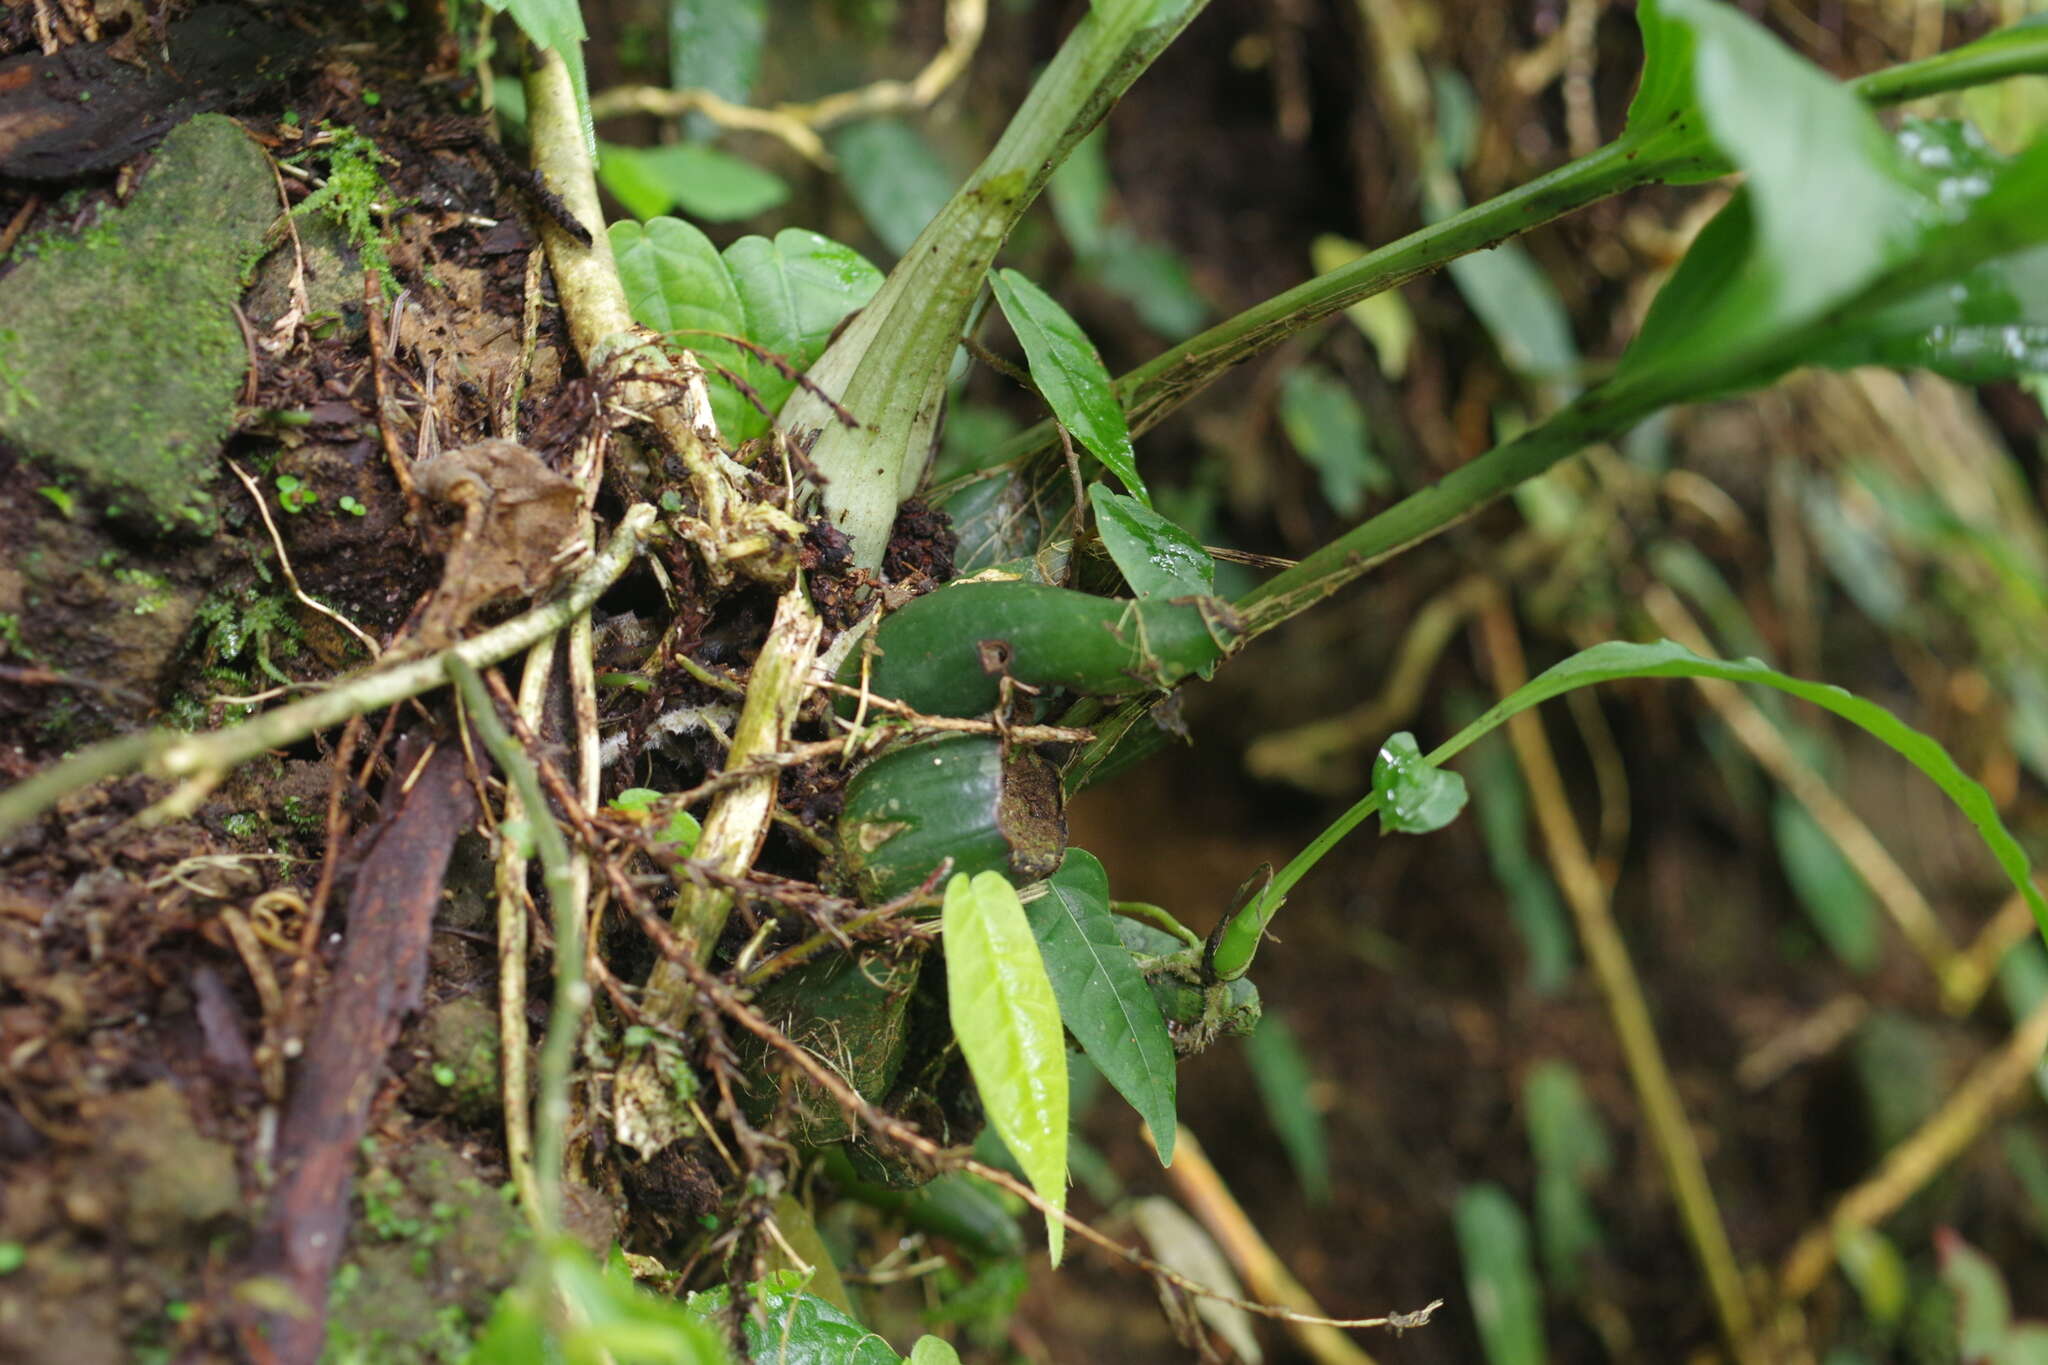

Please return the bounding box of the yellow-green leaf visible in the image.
[943,871,1069,1263]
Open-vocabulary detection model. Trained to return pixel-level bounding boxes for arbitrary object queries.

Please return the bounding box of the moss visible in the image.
[287,125,400,296]
[0,115,276,537]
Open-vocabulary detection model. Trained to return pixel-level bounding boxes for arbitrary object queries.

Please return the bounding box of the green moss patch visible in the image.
[0,114,276,537]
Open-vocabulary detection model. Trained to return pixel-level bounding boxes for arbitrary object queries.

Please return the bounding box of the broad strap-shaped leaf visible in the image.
[1028,849,1178,1163]
[1088,484,1212,600]
[611,219,881,441]
[990,268,1148,505]
[830,118,958,259]
[943,871,1070,1263]
[1373,731,1468,834]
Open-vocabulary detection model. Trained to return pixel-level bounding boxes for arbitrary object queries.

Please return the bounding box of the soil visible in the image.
[2,2,2046,1365]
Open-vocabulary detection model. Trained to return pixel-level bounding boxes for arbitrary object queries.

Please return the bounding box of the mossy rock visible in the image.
[0,114,276,537]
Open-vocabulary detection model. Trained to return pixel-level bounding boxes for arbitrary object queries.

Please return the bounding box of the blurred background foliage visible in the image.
[581,0,2048,1359]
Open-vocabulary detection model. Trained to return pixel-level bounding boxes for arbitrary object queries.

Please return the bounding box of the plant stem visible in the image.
[0,507,659,840]
[491,640,556,1226]
[963,28,2048,486]
[781,0,1212,569]
[449,655,586,1239]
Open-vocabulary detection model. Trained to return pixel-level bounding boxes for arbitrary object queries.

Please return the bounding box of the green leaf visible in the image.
[1047,127,1113,258]
[906,1338,963,1365]
[720,229,885,437]
[1028,850,1178,1163]
[1454,1184,1548,1365]
[1256,640,2048,981]
[491,0,593,151]
[2004,1126,2048,1246]
[540,1240,731,1363]
[686,1270,894,1365]
[1444,240,1578,383]
[1772,796,1880,973]
[990,268,1146,505]
[1244,1012,1331,1204]
[1087,484,1212,600]
[610,219,881,441]
[598,142,789,222]
[943,871,1070,1263]
[1373,731,1469,834]
[846,580,1241,719]
[1276,365,1390,517]
[668,0,765,141]
[2001,1326,2048,1365]
[830,118,957,258]
[1833,1225,1909,1329]
[1938,1229,2013,1361]
[1524,1060,1611,1182]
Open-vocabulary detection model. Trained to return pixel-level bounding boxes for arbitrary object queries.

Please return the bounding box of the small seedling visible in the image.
[338,495,367,516]
[274,473,318,514]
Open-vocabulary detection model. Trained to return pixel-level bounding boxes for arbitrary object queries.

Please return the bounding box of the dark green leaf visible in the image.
[830,118,957,257]
[1244,1012,1331,1204]
[990,268,1146,505]
[943,871,1070,1263]
[1532,1168,1602,1298]
[668,0,765,140]
[1772,796,1880,973]
[598,142,789,222]
[1524,1060,1611,1182]
[1373,731,1469,834]
[847,580,1241,718]
[1454,1184,1547,1365]
[2003,1126,2048,1245]
[1088,484,1212,600]
[1276,365,1390,516]
[1089,230,1209,340]
[611,215,743,356]
[1047,128,1112,258]
[1029,850,1178,1163]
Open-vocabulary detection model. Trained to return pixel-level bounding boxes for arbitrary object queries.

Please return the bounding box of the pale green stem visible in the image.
[783,0,1212,568]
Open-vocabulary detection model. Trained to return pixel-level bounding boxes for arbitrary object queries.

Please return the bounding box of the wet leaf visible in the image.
[990,268,1146,505]
[1454,1184,1547,1365]
[687,1269,895,1365]
[1028,850,1177,1163]
[944,872,1069,1263]
[1372,731,1469,834]
[1244,1013,1330,1204]
[1088,484,1212,600]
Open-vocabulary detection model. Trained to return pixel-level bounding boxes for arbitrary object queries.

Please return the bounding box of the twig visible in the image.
[639,908,1440,1336]
[1476,597,1762,1365]
[227,461,383,658]
[587,0,988,163]
[1778,987,2048,1301]
[0,506,658,839]
[1163,1123,1382,1365]
[449,654,587,1238]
